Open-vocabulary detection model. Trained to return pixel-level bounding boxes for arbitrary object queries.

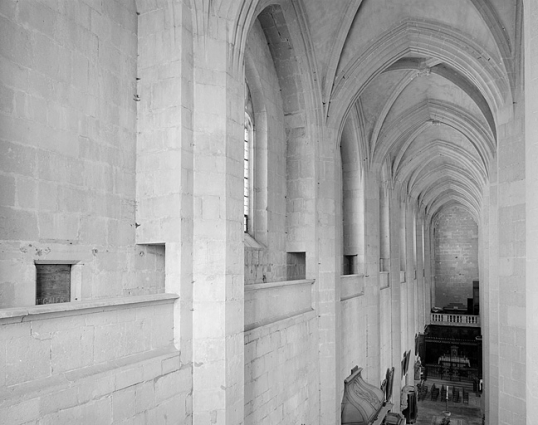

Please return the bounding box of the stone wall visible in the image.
[0,295,191,424]
[340,283,367,386]
[0,0,165,308]
[379,284,393,378]
[0,2,183,422]
[244,310,318,425]
[434,206,479,308]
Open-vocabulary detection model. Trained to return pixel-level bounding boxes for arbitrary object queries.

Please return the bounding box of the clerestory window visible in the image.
[244,112,253,232]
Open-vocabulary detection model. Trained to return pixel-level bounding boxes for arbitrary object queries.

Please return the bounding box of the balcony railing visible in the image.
[430,313,480,327]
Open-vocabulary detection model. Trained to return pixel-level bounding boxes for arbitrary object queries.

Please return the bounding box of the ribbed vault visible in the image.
[229,0,518,224]
[327,1,515,225]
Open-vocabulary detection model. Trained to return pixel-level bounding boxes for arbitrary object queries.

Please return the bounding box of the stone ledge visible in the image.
[244,280,315,331]
[379,271,390,290]
[245,309,317,341]
[0,346,181,409]
[244,279,314,291]
[341,292,365,302]
[0,293,179,323]
[244,232,267,250]
[340,275,365,301]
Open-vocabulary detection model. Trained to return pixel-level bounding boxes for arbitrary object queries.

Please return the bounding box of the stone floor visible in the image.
[412,379,483,425]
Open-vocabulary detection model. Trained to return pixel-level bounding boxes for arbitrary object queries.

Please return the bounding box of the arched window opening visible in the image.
[244,83,254,234]
[244,113,253,233]
[412,213,417,276]
[400,205,406,273]
[421,220,425,267]
[379,183,390,272]
[340,117,366,276]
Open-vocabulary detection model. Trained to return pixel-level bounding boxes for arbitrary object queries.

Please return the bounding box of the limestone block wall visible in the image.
[0,295,191,424]
[339,276,367,386]
[135,0,193,246]
[0,0,165,307]
[244,19,288,284]
[433,206,479,307]
[379,285,393,377]
[244,280,314,331]
[244,310,319,425]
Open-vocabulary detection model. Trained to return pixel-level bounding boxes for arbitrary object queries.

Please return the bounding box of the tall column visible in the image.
[480,184,490,417]
[317,127,340,425]
[405,201,416,384]
[485,156,501,425]
[399,201,408,360]
[423,222,433,319]
[492,74,525,425]
[416,213,425,332]
[136,2,196,421]
[373,175,393,380]
[191,14,244,425]
[389,184,403,411]
[525,0,538,421]
[365,173,381,382]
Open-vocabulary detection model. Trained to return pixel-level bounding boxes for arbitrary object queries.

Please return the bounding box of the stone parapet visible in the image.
[0,293,191,424]
[340,274,365,301]
[244,279,314,331]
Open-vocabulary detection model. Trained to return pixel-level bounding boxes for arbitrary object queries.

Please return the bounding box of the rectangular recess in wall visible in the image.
[343,255,357,275]
[36,264,71,305]
[287,252,306,280]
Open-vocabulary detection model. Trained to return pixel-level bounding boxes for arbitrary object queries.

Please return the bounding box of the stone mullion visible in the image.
[191,19,244,425]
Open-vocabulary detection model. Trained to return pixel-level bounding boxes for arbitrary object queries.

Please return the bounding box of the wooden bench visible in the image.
[431,383,439,401]
[462,388,469,404]
[453,387,460,402]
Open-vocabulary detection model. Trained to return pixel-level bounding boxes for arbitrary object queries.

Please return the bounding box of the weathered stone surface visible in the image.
[0,1,535,424]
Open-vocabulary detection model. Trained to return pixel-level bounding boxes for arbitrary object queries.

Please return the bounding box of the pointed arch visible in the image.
[371,101,494,177]
[328,19,512,132]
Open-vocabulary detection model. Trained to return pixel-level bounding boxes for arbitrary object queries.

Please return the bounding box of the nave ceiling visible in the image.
[237,0,521,224]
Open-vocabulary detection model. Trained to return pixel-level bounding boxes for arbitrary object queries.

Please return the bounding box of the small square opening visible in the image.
[343,255,357,275]
[287,252,306,280]
[36,264,71,305]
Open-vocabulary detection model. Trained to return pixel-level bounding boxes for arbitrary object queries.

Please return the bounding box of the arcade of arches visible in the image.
[1,0,538,424]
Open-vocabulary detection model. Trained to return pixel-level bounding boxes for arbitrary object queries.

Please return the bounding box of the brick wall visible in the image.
[434,206,479,308]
